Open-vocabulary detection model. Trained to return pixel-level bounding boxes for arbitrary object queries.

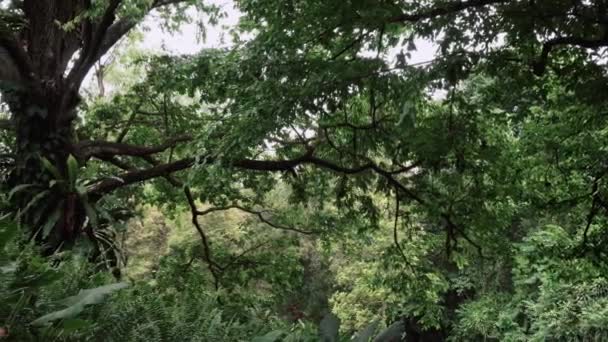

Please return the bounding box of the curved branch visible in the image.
[533,35,608,75]
[84,146,484,256]
[184,186,221,289]
[76,135,191,160]
[87,149,414,195]
[196,205,320,235]
[89,156,195,195]
[68,0,123,88]
[68,0,193,89]
[0,35,34,83]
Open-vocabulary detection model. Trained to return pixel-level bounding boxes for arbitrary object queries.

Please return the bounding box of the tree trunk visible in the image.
[8,90,85,252]
[0,0,132,257]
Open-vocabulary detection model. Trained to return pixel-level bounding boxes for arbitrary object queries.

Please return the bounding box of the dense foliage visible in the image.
[2,0,608,340]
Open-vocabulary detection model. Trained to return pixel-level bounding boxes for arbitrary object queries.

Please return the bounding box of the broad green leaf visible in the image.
[60,283,129,307]
[0,261,17,274]
[82,199,98,229]
[17,190,50,219]
[42,205,63,239]
[252,330,284,342]
[61,318,92,334]
[31,283,129,326]
[8,184,37,200]
[41,157,62,180]
[66,154,79,188]
[0,219,18,250]
[398,100,416,128]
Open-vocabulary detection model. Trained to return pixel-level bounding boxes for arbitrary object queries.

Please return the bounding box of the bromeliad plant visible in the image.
[10,154,99,253]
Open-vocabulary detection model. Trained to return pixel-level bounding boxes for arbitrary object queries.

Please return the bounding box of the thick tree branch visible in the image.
[533,35,608,75]
[68,0,191,89]
[89,156,195,194]
[84,145,485,256]
[76,135,191,160]
[141,155,183,187]
[0,38,34,87]
[88,149,413,195]
[96,155,136,171]
[68,0,123,88]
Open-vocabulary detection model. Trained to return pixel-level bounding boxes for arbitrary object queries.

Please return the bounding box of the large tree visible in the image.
[1,0,604,249]
[2,0,608,336]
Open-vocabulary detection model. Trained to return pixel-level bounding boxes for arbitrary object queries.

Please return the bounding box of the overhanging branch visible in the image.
[533,35,608,75]
[76,135,191,160]
[87,147,485,256]
[88,149,412,195]
[89,156,195,195]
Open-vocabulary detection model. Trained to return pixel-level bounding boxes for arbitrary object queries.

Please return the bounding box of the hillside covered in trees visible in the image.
[1,0,608,340]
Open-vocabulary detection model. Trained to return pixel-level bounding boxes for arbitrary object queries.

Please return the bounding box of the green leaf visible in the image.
[252,330,285,342]
[60,283,129,307]
[0,219,18,250]
[31,283,129,326]
[75,184,87,196]
[8,184,37,201]
[0,261,17,274]
[398,100,416,128]
[82,199,98,229]
[18,269,62,288]
[319,313,340,342]
[41,157,62,180]
[17,190,50,219]
[42,205,63,239]
[66,154,79,188]
[60,318,92,334]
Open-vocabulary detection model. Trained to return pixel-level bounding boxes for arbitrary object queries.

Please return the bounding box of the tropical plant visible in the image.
[2,0,608,340]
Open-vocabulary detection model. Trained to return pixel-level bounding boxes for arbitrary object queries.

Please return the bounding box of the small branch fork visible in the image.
[182,186,318,289]
[184,186,222,289]
[195,205,319,235]
[75,135,192,160]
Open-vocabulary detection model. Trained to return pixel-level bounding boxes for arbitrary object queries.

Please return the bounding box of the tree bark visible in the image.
[8,90,84,251]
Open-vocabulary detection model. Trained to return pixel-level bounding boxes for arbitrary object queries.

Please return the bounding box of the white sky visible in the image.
[142,0,239,53]
[140,0,436,63]
[84,0,437,94]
